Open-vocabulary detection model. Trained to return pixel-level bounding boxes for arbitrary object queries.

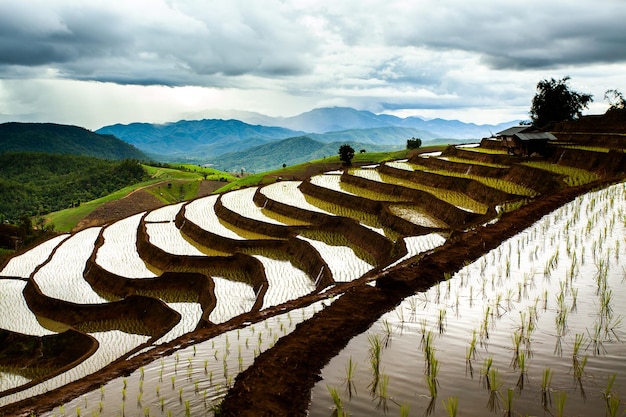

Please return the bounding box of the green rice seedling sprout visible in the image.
[143,406,150,417]
[156,385,160,397]
[425,372,438,398]
[466,330,478,362]
[75,407,80,417]
[377,373,390,412]
[541,367,553,408]
[511,331,522,369]
[481,356,493,390]
[555,391,567,417]
[437,308,447,334]
[441,396,458,417]
[400,403,410,417]
[327,385,346,417]
[171,375,175,389]
[505,388,514,417]
[343,356,358,398]
[486,368,502,412]
[368,334,382,395]
[606,392,622,417]
[603,373,617,402]
[137,391,142,407]
[516,352,526,391]
[381,319,393,347]
[185,400,191,417]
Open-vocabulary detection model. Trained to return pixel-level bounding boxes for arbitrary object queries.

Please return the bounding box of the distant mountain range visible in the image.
[0,122,148,160]
[96,107,518,167]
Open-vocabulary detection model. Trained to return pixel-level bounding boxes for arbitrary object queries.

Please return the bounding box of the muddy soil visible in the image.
[74,180,224,231]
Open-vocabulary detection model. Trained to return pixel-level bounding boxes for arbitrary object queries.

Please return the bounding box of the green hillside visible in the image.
[0,122,148,160]
[0,153,147,222]
[207,136,403,173]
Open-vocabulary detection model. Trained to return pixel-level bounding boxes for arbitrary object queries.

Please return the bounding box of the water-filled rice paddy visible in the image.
[33,227,110,304]
[1,149,620,416]
[297,235,375,283]
[0,234,69,278]
[97,214,158,278]
[309,182,626,416]
[42,301,332,417]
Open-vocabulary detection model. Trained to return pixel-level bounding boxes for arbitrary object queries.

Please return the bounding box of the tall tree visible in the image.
[529,76,593,127]
[338,144,355,166]
[604,89,625,110]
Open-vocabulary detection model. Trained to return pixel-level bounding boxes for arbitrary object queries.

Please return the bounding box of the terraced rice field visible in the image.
[0,141,623,417]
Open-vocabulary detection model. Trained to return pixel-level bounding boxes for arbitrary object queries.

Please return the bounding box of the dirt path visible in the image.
[73,180,224,231]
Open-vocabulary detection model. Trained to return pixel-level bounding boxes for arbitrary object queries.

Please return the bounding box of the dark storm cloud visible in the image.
[0,1,314,85]
[382,0,626,70]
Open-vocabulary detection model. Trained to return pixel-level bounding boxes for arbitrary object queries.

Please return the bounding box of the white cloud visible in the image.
[0,0,624,128]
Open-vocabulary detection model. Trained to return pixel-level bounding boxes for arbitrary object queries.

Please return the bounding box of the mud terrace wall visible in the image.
[410,153,562,195]
[379,164,516,206]
[341,172,482,228]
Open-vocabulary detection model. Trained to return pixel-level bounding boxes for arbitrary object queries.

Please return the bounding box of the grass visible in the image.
[521,161,599,186]
[352,168,489,213]
[43,163,234,231]
[215,149,411,194]
[409,163,537,196]
[442,156,510,168]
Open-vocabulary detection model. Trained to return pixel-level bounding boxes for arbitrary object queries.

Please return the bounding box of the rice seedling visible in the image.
[505,388,514,417]
[400,403,411,417]
[327,385,347,417]
[480,357,494,390]
[486,368,503,412]
[342,356,358,398]
[554,391,567,417]
[438,308,447,334]
[603,373,617,402]
[466,330,478,362]
[516,352,527,390]
[310,173,408,202]
[606,394,622,417]
[376,373,390,412]
[441,396,458,417]
[425,372,438,399]
[368,334,383,395]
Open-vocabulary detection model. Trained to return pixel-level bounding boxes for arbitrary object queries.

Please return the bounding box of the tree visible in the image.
[529,76,593,127]
[407,137,422,149]
[604,89,625,111]
[338,144,355,166]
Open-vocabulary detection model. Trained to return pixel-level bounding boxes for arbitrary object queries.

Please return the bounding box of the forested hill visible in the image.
[0,122,148,160]
[0,153,147,223]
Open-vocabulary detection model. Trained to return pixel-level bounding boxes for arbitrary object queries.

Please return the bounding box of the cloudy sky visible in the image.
[1,0,625,130]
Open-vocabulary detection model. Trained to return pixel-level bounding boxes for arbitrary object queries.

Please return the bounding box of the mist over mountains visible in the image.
[95,107,518,171]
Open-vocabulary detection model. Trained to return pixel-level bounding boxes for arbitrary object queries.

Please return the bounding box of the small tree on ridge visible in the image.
[338,144,355,166]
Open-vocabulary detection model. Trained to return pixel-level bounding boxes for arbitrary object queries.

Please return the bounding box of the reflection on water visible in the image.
[310,182,626,416]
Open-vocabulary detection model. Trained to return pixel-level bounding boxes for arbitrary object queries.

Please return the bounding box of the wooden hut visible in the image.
[497,126,557,156]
